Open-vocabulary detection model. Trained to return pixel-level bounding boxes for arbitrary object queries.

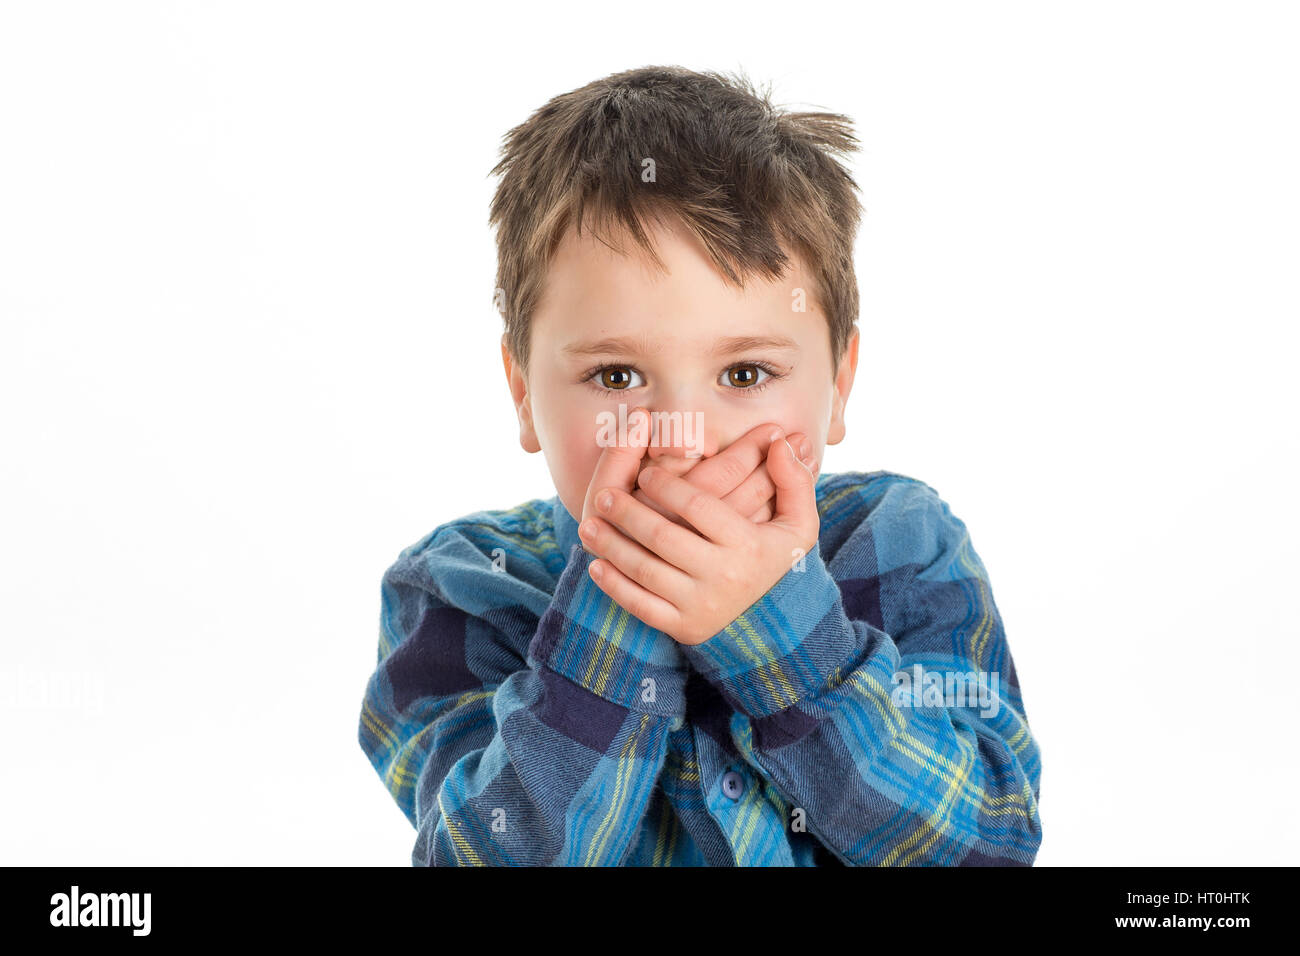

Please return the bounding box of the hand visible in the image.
[579,406,655,555]
[632,421,819,526]
[578,434,821,646]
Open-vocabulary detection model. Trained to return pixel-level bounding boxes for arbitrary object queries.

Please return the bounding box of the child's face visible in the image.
[502,214,858,523]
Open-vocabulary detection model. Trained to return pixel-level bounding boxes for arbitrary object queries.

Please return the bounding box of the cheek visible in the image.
[737,393,823,448]
[558,417,603,496]
[781,396,826,440]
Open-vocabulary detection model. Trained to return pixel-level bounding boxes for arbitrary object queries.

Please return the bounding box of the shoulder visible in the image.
[816,468,955,532]
[815,470,979,575]
[392,495,559,563]
[816,468,945,511]
[381,495,566,602]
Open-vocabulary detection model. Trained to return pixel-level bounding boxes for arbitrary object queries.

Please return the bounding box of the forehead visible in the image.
[537,216,822,340]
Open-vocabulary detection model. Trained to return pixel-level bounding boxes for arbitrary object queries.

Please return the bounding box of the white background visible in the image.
[2,1,1296,866]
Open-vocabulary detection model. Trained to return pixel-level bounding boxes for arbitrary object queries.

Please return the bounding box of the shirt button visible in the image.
[721,770,745,801]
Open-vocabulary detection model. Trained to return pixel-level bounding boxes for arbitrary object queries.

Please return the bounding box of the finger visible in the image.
[719,428,819,515]
[766,438,819,547]
[594,486,716,576]
[582,405,652,547]
[587,556,682,636]
[673,421,789,502]
[720,460,778,518]
[636,464,752,550]
[632,486,693,528]
[646,425,792,525]
[577,514,692,607]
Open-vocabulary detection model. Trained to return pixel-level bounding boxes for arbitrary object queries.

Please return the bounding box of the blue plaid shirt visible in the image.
[357,470,1043,865]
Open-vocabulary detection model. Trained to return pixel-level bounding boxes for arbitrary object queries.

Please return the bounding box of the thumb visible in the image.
[768,437,818,541]
[584,405,653,525]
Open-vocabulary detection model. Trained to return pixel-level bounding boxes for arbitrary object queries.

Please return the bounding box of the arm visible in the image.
[679,477,1043,866]
[358,529,687,866]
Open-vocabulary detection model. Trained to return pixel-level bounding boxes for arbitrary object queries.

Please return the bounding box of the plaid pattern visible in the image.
[357,470,1043,865]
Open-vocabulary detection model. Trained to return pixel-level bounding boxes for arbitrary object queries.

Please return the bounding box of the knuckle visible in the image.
[683,489,710,522]
[630,553,654,589]
[713,455,745,488]
[632,593,654,624]
[649,518,674,554]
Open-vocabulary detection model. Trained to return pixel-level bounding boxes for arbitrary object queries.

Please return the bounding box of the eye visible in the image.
[582,361,786,396]
[585,365,645,391]
[721,363,772,389]
[720,362,784,395]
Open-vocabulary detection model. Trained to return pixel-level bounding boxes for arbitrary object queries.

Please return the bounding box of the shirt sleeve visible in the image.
[358,528,689,866]
[678,478,1044,866]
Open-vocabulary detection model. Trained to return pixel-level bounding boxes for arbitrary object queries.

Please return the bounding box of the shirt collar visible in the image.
[552,494,582,561]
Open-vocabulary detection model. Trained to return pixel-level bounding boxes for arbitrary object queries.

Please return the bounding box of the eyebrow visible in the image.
[561,334,800,358]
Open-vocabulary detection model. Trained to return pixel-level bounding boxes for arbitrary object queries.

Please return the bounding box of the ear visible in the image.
[826,325,860,446]
[501,334,541,454]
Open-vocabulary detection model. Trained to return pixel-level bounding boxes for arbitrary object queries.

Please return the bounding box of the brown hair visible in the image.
[488,65,863,379]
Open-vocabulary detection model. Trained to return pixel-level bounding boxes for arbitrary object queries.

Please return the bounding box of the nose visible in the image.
[636,407,716,473]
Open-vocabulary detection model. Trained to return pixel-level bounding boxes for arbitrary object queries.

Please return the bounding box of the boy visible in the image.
[357,65,1043,865]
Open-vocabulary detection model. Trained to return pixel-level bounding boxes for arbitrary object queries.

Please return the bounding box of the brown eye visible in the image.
[726,365,763,387]
[602,368,629,389]
[596,367,642,390]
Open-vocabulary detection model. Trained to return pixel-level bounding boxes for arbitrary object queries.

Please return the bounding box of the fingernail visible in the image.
[769,427,784,443]
[580,519,598,538]
[799,438,812,458]
[596,490,613,512]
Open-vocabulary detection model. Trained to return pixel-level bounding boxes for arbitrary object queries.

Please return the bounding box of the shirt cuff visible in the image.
[528,543,689,717]
[679,544,861,719]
